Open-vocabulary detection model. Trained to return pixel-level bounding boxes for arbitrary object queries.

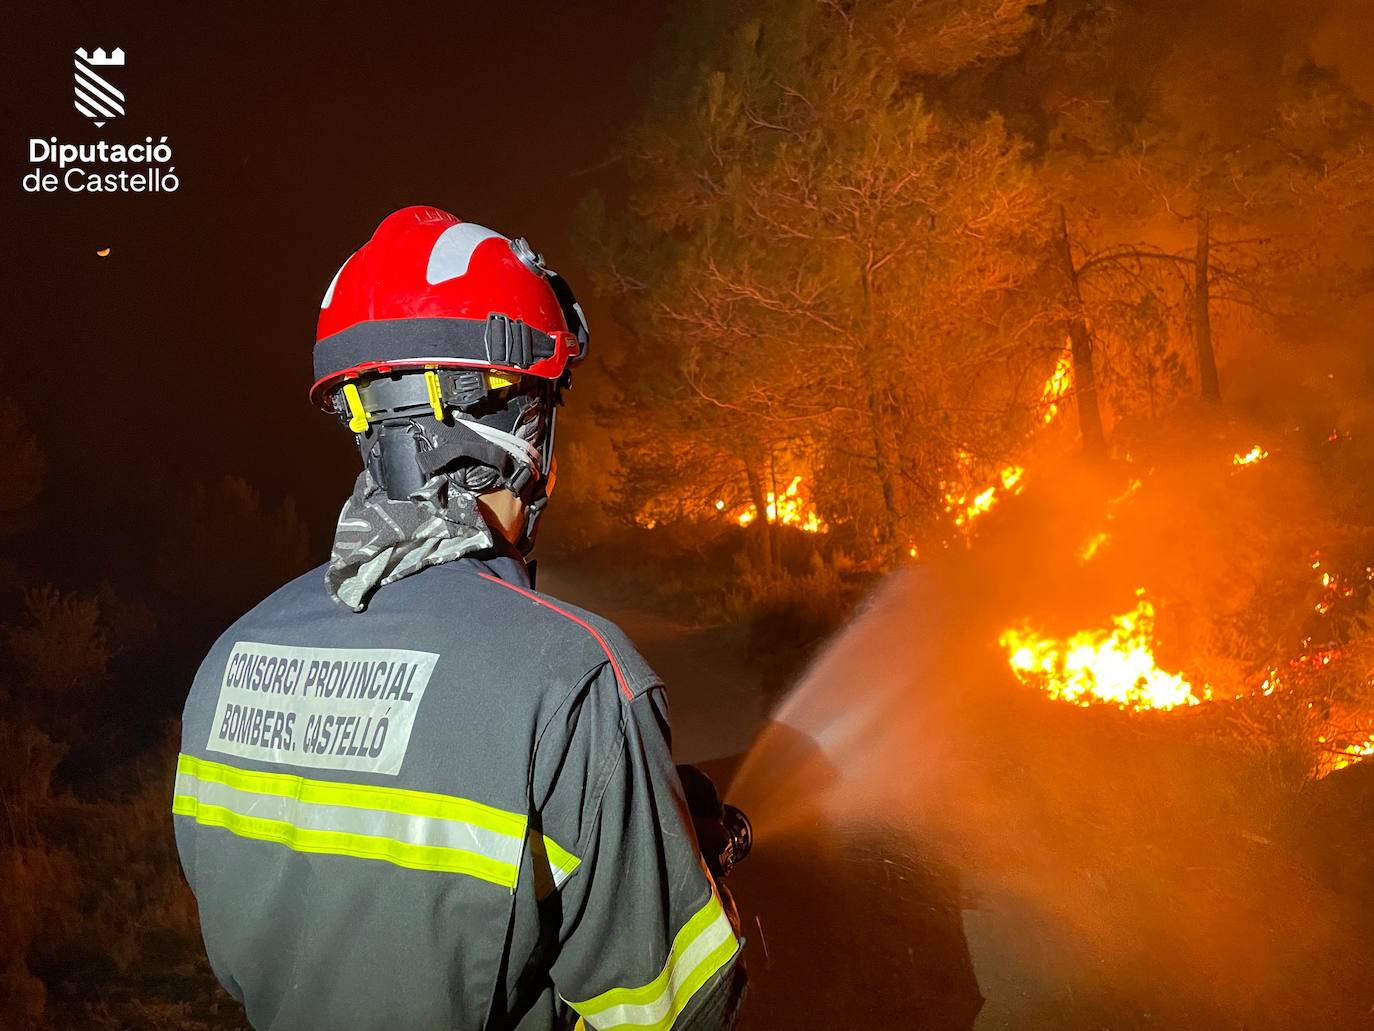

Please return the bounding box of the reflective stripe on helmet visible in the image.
[172,753,580,889]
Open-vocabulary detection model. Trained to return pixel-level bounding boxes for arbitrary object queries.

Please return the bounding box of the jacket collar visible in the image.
[466,538,533,589]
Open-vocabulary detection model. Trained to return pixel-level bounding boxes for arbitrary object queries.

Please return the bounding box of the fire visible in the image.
[1000,592,1206,710]
[1079,531,1109,562]
[1310,553,1357,615]
[1318,734,1374,774]
[1232,444,1269,467]
[936,356,1070,536]
[1040,349,1074,426]
[731,475,826,533]
[946,462,1025,528]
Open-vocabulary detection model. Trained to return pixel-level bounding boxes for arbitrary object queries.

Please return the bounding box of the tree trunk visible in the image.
[767,448,783,570]
[1056,207,1107,457]
[743,459,776,572]
[857,259,901,549]
[1193,210,1222,404]
[866,387,900,547]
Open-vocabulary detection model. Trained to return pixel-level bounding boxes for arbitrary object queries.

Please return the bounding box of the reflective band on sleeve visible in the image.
[567,892,740,1031]
[172,753,579,890]
[541,832,583,885]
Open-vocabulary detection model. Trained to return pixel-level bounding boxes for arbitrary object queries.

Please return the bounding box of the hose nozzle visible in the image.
[677,764,753,880]
[717,803,752,878]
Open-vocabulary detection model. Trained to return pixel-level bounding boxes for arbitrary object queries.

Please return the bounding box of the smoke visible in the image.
[1311,0,1374,104]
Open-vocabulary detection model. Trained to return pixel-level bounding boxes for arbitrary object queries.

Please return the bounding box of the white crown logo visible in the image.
[76,47,125,66]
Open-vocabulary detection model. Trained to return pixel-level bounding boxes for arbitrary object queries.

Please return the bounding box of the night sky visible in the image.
[1,1,669,576]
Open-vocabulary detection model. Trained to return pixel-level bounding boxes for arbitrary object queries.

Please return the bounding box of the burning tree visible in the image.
[1025,6,1374,438]
[589,0,1374,556]
[586,0,1059,556]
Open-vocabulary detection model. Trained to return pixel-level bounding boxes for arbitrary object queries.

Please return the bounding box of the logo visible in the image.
[74,46,125,128]
[22,46,180,195]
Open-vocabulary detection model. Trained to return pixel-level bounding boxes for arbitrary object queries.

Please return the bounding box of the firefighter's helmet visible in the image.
[312,206,589,553]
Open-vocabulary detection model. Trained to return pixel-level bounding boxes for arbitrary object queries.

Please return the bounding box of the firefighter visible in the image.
[173,206,746,1030]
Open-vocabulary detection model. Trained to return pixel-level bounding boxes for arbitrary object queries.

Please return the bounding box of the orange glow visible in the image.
[1232,444,1269,467]
[1000,592,1207,710]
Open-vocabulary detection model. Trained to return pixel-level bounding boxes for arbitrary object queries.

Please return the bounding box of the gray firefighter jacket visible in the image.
[173,551,744,1030]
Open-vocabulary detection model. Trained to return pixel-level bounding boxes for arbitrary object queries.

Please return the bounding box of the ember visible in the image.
[1232,444,1269,467]
[1311,553,1357,615]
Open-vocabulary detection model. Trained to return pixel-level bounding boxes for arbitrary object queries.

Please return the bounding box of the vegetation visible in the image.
[0,410,300,1029]
[576,0,1374,560]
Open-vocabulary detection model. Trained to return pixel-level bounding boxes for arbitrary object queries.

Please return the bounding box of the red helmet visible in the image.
[312,205,587,408]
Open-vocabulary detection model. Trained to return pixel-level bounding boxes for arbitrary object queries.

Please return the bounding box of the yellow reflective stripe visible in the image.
[173,794,519,885]
[173,753,581,890]
[543,834,582,881]
[177,753,526,838]
[569,892,740,1030]
[575,899,721,1012]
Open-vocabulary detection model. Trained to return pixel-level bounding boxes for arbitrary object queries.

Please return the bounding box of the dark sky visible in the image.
[0,0,670,569]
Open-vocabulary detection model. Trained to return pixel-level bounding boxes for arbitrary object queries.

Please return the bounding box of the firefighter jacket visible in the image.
[173,550,744,1030]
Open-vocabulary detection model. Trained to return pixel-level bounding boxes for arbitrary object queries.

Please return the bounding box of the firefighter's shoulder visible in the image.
[473,573,661,701]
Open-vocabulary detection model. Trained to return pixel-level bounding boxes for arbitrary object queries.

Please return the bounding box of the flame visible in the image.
[1079,531,1110,562]
[1232,444,1269,467]
[1310,553,1357,615]
[1332,736,1374,772]
[732,475,826,533]
[929,356,1070,539]
[946,462,1026,528]
[1000,592,1206,710]
[1318,733,1374,774]
[1040,349,1074,426]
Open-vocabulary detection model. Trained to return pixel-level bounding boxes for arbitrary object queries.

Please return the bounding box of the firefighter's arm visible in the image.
[548,681,746,1031]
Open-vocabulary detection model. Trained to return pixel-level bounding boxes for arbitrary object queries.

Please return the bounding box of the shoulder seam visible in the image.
[477,572,634,701]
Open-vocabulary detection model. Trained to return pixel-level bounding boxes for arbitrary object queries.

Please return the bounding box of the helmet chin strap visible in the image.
[459,420,542,471]
[447,418,552,556]
[514,406,556,556]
